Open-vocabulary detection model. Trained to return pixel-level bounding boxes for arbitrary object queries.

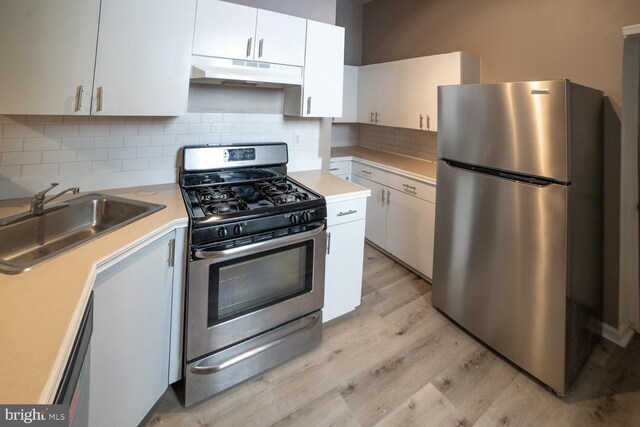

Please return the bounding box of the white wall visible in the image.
[0,113,321,200]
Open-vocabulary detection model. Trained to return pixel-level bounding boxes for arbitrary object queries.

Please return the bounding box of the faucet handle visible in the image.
[34,183,59,199]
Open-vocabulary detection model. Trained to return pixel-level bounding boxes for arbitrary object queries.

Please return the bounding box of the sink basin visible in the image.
[0,193,165,275]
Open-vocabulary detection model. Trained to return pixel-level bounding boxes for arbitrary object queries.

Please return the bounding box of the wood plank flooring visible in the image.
[145,244,640,427]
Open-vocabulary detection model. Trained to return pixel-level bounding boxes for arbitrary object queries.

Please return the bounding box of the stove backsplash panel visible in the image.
[0,113,321,200]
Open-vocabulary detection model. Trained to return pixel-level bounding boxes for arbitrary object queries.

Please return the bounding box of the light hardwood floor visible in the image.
[145,244,640,427]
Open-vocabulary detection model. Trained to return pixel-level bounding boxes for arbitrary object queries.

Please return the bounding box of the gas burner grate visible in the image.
[202,199,249,215]
[254,179,295,196]
[196,186,237,203]
[270,192,310,205]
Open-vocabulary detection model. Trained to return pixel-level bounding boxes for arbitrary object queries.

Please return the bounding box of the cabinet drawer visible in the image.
[326,197,367,226]
[329,160,351,176]
[388,173,436,203]
[351,162,388,185]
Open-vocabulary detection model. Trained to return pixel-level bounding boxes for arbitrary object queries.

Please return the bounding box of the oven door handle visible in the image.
[193,224,326,261]
[190,313,321,375]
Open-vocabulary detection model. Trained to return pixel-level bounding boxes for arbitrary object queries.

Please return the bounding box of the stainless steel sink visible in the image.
[0,193,165,275]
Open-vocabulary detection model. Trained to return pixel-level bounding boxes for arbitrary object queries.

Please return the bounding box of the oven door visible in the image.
[186,222,326,361]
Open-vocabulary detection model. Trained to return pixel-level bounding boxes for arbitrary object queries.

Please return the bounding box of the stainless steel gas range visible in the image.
[179,143,326,406]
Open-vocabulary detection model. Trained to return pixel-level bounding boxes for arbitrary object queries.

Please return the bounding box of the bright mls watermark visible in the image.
[0,406,67,427]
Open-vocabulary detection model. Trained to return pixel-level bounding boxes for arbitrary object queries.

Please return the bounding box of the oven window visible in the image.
[208,241,313,326]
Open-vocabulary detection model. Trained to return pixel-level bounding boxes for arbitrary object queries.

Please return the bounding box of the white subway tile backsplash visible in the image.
[62,137,94,150]
[92,160,122,173]
[24,137,61,151]
[108,147,137,160]
[78,125,110,137]
[0,138,24,152]
[0,165,21,180]
[138,124,165,135]
[44,124,79,137]
[43,150,77,164]
[122,158,150,171]
[2,151,41,165]
[187,123,211,134]
[4,124,44,138]
[110,124,139,136]
[94,136,124,149]
[124,135,151,147]
[78,149,109,161]
[22,163,59,178]
[137,146,163,158]
[150,135,176,146]
[60,162,92,176]
[0,113,321,199]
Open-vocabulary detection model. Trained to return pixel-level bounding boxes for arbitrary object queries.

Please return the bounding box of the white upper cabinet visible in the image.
[193,0,306,67]
[0,0,101,115]
[333,65,358,122]
[93,0,197,116]
[284,20,345,118]
[0,0,196,116]
[356,51,479,131]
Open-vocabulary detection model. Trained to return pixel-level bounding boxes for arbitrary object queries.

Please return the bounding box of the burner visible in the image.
[271,191,310,205]
[254,179,295,196]
[203,200,249,215]
[196,187,237,203]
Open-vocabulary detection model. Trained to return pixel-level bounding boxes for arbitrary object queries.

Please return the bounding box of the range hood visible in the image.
[190,55,303,88]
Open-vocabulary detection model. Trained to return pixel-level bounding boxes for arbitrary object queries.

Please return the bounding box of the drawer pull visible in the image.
[330,168,339,171]
[361,170,372,175]
[337,209,357,217]
[403,184,417,191]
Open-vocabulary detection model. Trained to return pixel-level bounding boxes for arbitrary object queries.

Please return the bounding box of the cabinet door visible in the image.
[0,0,100,115]
[351,175,387,248]
[373,61,400,127]
[92,0,196,115]
[394,57,429,130]
[357,65,377,124]
[324,219,366,322]
[425,52,463,132]
[255,9,306,66]
[333,65,358,122]
[90,232,175,427]
[192,0,257,60]
[301,20,345,117]
[386,188,435,278]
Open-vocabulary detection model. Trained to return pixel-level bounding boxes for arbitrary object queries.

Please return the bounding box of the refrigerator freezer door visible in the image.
[433,160,569,393]
[438,80,569,182]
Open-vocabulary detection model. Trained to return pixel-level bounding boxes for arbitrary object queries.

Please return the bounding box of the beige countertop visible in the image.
[290,170,371,202]
[331,146,437,184]
[0,184,188,404]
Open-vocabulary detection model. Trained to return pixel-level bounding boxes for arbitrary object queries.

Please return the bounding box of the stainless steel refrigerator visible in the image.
[433,80,603,395]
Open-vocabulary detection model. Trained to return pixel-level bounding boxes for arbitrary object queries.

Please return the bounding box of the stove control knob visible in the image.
[300,211,310,222]
[233,224,243,235]
[217,227,228,238]
[289,214,299,224]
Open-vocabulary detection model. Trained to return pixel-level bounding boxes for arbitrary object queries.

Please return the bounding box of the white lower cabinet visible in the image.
[89,228,185,427]
[351,162,436,279]
[323,197,367,322]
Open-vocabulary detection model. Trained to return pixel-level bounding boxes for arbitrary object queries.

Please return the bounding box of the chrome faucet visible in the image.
[30,183,80,214]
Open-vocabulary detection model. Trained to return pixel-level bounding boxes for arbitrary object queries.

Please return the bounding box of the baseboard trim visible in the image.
[601,320,636,347]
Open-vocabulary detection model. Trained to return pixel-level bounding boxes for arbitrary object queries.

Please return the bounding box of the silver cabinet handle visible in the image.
[427,115,430,130]
[337,209,357,217]
[326,232,331,255]
[75,85,83,112]
[403,183,417,191]
[96,86,103,112]
[258,38,264,58]
[307,97,311,115]
[375,112,379,124]
[419,114,423,129]
[361,170,372,175]
[246,37,253,57]
[194,224,325,261]
[167,238,175,267]
[387,189,391,205]
[329,167,339,171]
[381,188,385,204]
[191,314,320,375]
[370,111,374,123]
